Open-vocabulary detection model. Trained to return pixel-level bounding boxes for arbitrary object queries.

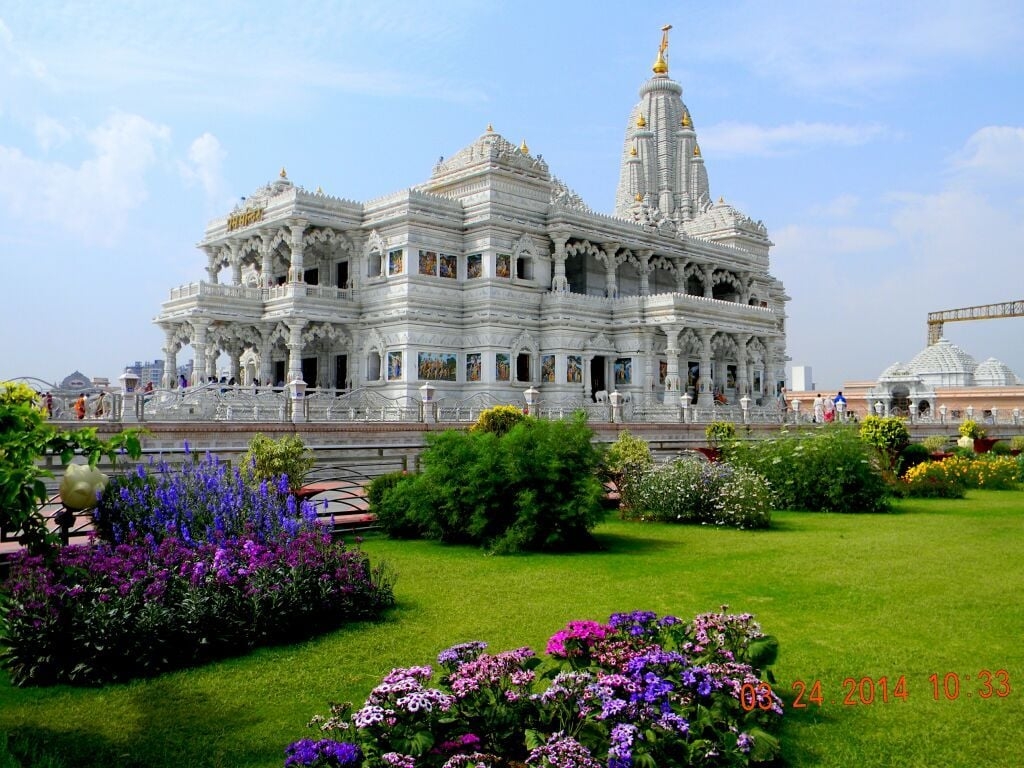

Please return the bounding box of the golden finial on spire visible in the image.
[279,167,287,179]
[635,193,643,202]
[519,139,529,154]
[630,144,638,157]
[693,144,701,157]
[316,185,323,195]
[637,113,647,128]
[486,123,494,132]
[718,196,724,204]
[681,111,692,128]
[652,24,671,74]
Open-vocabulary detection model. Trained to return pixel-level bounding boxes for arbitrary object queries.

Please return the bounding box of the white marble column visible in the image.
[698,328,714,407]
[603,242,619,298]
[288,221,307,283]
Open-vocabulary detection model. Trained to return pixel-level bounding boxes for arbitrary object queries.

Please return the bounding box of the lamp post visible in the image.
[680,395,690,424]
[966,404,974,421]
[419,381,436,424]
[874,401,884,417]
[740,394,751,424]
[119,371,140,423]
[791,399,801,423]
[524,385,539,416]
[289,378,307,424]
[609,390,623,423]
[939,404,947,424]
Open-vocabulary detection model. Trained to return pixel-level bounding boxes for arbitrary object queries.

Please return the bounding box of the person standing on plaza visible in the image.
[73,393,87,420]
[812,393,825,423]
[823,393,835,423]
[833,391,847,421]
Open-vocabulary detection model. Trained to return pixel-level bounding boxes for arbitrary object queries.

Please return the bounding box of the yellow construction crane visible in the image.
[927,300,1024,345]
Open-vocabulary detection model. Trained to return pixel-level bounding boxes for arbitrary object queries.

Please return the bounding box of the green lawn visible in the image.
[2,490,1022,767]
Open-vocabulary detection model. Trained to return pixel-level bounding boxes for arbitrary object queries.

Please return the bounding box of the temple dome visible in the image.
[974,357,1020,387]
[906,338,976,387]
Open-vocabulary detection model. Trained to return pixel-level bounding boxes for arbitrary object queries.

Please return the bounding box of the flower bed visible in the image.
[620,457,773,529]
[288,609,783,767]
[0,449,396,686]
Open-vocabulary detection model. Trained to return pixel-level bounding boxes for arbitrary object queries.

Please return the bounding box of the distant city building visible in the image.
[124,360,166,388]
[791,366,814,392]
[58,370,92,389]
[154,29,789,406]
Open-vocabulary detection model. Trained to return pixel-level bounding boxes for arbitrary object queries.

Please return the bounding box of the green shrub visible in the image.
[958,419,985,439]
[859,415,910,472]
[379,415,605,552]
[621,456,773,529]
[990,440,1012,455]
[899,443,932,475]
[728,427,890,513]
[240,433,314,491]
[603,430,653,478]
[922,435,949,453]
[0,381,141,556]
[1010,435,1024,452]
[470,404,528,436]
[366,471,421,538]
[705,420,737,446]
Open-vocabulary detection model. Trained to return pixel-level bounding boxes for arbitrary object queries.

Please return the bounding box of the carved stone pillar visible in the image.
[287,322,305,382]
[192,321,209,384]
[703,266,714,299]
[204,246,219,284]
[698,328,714,408]
[550,230,570,292]
[288,221,307,283]
[637,250,653,296]
[643,329,656,402]
[260,232,274,287]
[662,325,681,404]
[736,334,750,395]
[258,333,274,386]
[229,242,242,286]
[347,232,364,291]
[163,328,178,388]
[603,242,619,298]
[673,258,686,293]
[583,354,594,400]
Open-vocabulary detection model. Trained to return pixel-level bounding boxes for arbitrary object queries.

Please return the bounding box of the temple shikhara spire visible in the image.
[154,26,787,416]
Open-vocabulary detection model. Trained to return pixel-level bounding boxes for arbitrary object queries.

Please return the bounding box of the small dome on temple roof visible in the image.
[974,357,1020,386]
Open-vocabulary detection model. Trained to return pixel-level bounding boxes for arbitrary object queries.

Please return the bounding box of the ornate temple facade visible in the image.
[155,30,789,409]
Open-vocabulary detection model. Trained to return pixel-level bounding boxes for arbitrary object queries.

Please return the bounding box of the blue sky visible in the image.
[1,0,1022,390]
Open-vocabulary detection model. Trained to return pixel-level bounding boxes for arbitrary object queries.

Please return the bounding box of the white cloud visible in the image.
[34,116,71,151]
[810,194,860,219]
[178,132,227,204]
[0,113,171,245]
[950,126,1024,183]
[776,125,1024,386]
[692,1,1024,95]
[701,121,888,158]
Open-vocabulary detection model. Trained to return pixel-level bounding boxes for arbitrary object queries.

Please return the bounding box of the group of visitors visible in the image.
[777,387,847,422]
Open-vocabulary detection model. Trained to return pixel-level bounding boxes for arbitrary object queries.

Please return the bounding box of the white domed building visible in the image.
[855,338,1024,423]
[153,29,789,413]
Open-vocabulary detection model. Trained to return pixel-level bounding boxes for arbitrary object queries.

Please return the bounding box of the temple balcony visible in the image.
[540,290,777,331]
[159,280,355,322]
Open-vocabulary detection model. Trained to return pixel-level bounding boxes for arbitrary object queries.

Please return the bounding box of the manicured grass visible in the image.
[2,490,1022,767]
